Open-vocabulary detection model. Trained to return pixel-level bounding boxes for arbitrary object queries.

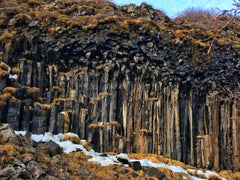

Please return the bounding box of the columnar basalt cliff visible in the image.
[0,0,240,172]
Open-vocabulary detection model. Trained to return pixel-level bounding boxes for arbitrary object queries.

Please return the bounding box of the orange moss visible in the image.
[27,87,41,99]
[149,91,155,97]
[53,98,65,103]
[0,93,13,101]
[208,175,222,180]
[145,97,158,102]
[99,92,109,96]
[52,86,62,93]
[218,170,240,180]
[3,87,17,95]
[0,69,9,79]
[11,67,20,74]
[0,63,9,71]
[88,124,105,129]
[81,141,91,151]
[96,65,102,69]
[107,121,120,128]
[63,134,81,144]
[139,129,152,135]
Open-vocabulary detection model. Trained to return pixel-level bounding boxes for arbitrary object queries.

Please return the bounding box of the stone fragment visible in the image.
[117,157,129,164]
[77,169,91,176]
[0,166,16,180]
[0,124,20,145]
[16,168,32,179]
[22,156,32,164]
[26,160,45,179]
[46,141,63,157]
[128,161,141,171]
[146,167,166,180]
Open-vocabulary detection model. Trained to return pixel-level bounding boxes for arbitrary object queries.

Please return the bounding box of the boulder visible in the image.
[15,168,32,179]
[116,154,129,164]
[77,169,91,176]
[0,124,20,145]
[0,166,16,180]
[145,167,166,180]
[128,161,141,171]
[26,160,45,179]
[45,141,63,157]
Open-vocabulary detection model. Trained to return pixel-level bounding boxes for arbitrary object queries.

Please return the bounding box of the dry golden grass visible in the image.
[96,65,102,70]
[27,87,41,99]
[11,67,20,74]
[81,141,91,151]
[0,69,9,79]
[0,63,8,71]
[145,97,158,102]
[52,86,62,93]
[52,98,65,103]
[89,124,105,129]
[218,170,240,180]
[0,143,19,156]
[158,167,186,180]
[34,102,51,110]
[208,174,222,180]
[107,121,120,127]
[98,92,109,96]
[12,14,32,27]
[0,93,13,101]
[63,134,81,144]
[3,87,17,95]
[0,29,16,46]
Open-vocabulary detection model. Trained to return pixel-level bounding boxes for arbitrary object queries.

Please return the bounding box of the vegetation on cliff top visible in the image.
[0,0,240,50]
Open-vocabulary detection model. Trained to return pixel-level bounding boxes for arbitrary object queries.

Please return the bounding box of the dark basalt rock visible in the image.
[145,167,166,180]
[117,157,129,165]
[0,2,240,172]
[128,161,141,171]
[45,141,63,157]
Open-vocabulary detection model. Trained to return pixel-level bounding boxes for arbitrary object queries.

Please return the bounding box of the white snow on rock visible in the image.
[60,111,66,115]
[116,153,130,161]
[9,74,18,79]
[14,131,226,180]
[15,131,27,136]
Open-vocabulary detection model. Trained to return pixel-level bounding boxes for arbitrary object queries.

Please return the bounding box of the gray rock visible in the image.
[0,166,16,180]
[15,168,32,180]
[22,156,32,164]
[146,167,166,180]
[0,124,20,144]
[26,160,45,179]
[77,169,91,176]
[46,141,63,156]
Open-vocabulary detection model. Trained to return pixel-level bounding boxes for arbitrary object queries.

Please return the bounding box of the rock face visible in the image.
[0,124,21,145]
[0,2,240,172]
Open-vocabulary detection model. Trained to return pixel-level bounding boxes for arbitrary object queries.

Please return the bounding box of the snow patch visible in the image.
[116,153,130,161]
[9,74,18,79]
[14,131,226,180]
[15,131,26,136]
[60,111,66,115]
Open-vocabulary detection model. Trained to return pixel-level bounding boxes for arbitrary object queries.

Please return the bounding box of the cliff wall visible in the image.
[0,0,240,172]
[0,30,239,171]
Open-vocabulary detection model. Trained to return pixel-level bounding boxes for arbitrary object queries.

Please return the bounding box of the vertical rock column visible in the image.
[6,99,20,130]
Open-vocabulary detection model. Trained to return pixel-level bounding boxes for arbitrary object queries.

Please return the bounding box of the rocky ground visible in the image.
[1,124,240,180]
